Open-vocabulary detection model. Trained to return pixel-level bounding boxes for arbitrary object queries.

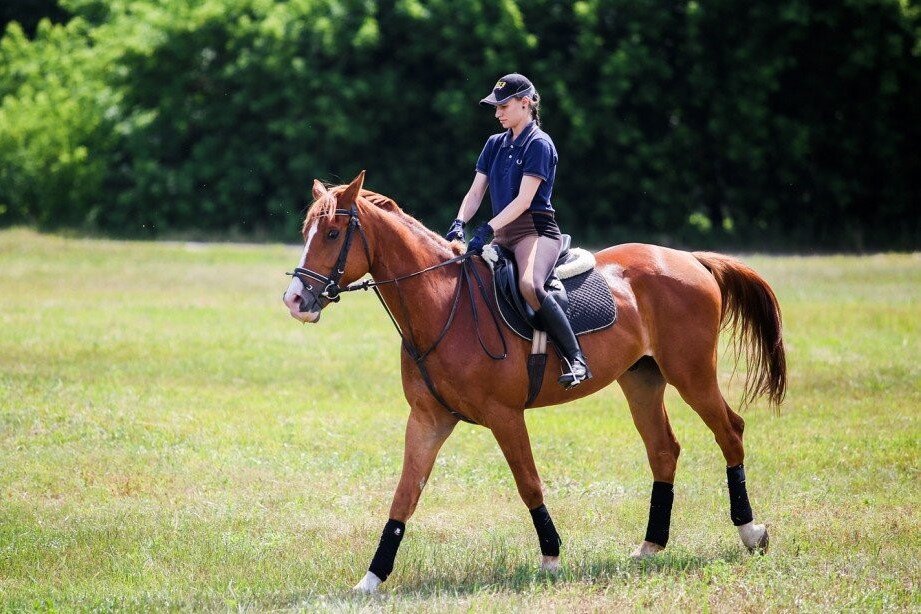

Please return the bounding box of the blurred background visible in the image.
[1,0,918,250]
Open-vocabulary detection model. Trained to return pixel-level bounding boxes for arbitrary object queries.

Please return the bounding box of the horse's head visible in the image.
[283,171,372,323]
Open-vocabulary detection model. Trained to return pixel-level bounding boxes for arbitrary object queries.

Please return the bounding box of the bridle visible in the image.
[288,205,369,306]
[286,204,507,425]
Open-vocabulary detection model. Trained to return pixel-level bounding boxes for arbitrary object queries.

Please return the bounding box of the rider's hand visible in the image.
[466,223,494,254]
[444,218,465,242]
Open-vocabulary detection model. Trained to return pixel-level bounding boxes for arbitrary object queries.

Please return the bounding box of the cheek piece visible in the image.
[644,481,675,547]
[529,504,562,557]
[727,464,754,526]
[368,519,406,581]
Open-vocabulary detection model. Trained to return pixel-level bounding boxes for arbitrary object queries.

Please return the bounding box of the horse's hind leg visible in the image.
[660,354,769,553]
[618,356,681,558]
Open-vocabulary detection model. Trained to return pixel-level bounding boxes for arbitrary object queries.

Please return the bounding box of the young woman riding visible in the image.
[445,73,590,388]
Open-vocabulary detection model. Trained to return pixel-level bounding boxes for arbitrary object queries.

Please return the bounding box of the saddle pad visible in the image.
[494,268,617,341]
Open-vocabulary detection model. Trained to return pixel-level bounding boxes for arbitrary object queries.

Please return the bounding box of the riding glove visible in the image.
[444,218,465,242]
[466,223,494,254]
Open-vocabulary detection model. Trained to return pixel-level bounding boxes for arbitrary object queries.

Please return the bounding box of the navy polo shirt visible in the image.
[475,122,557,217]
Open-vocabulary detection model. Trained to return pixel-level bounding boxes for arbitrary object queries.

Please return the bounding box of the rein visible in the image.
[287,206,508,425]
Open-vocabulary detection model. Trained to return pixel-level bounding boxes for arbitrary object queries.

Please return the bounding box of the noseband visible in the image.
[287,205,370,305]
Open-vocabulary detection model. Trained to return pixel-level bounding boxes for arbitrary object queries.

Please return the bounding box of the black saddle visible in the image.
[492,235,617,341]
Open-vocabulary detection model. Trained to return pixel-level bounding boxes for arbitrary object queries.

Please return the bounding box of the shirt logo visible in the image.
[494,80,506,90]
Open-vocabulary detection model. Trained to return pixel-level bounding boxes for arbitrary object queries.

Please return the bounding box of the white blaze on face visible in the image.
[283,220,320,319]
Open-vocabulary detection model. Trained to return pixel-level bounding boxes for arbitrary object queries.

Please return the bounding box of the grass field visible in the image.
[1,228,918,611]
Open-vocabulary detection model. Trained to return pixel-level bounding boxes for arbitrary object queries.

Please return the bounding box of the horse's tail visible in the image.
[692,252,787,407]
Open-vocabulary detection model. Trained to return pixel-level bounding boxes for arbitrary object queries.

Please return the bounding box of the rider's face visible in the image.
[494,98,531,130]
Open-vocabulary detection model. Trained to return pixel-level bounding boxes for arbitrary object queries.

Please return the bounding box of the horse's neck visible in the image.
[367,213,450,280]
[365,207,459,347]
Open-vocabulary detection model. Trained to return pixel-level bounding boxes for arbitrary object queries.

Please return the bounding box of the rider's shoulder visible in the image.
[531,126,556,148]
[527,130,557,162]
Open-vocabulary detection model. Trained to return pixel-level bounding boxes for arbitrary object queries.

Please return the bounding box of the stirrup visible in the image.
[558,357,591,389]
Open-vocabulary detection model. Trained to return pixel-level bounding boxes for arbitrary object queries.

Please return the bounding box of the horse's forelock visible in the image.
[302,185,386,234]
[302,187,340,234]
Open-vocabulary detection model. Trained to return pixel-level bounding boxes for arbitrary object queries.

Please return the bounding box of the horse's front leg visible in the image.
[489,409,562,572]
[353,407,457,594]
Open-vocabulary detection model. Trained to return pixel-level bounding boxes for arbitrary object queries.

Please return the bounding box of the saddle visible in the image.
[481,236,617,405]
[482,236,617,341]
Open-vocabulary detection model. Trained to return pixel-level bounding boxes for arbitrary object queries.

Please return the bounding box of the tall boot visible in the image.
[538,294,592,389]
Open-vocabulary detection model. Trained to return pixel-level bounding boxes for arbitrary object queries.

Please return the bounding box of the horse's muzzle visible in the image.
[283,277,322,323]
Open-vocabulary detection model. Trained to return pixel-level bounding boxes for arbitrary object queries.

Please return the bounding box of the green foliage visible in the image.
[0,18,117,227]
[0,0,918,247]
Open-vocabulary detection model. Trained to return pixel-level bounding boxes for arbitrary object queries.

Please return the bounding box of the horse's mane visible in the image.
[303,185,462,257]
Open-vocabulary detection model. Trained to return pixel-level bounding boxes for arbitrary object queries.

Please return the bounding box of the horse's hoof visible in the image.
[630,540,665,559]
[749,526,769,554]
[353,571,382,594]
[738,522,769,554]
[540,555,561,573]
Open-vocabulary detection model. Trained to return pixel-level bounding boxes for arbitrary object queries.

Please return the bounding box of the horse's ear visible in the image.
[338,170,366,206]
[312,179,327,200]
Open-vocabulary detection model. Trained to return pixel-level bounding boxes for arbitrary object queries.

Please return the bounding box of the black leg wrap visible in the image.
[368,519,405,582]
[727,464,754,526]
[644,481,674,547]
[529,504,562,557]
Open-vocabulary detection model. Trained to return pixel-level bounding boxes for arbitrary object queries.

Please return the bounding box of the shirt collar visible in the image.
[503,121,537,147]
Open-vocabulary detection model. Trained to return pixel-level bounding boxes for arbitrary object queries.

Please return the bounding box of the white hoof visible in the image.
[540,555,561,573]
[630,540,665,559]
[353,571,382,594]
[737,521,769,552]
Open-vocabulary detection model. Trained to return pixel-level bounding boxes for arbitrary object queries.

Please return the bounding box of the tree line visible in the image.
[1,0,918,249]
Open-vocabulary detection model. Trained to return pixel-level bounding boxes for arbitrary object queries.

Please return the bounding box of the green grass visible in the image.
[1,228,918,611]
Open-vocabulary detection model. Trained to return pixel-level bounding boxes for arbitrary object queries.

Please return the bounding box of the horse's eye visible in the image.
[327,229,340,240]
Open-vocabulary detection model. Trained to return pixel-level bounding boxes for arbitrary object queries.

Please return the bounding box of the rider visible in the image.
[445,73,590,389]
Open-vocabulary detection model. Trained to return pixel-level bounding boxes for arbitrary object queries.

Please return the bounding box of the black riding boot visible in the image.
[538,294,592,389]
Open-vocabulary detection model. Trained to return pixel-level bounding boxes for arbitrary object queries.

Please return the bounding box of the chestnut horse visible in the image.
[283,172,786,593]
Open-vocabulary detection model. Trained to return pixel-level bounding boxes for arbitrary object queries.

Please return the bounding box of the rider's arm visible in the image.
[488,174,542,231]
[455,172,488,223]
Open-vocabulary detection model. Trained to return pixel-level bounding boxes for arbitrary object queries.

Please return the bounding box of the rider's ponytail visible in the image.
[530,90,541,126]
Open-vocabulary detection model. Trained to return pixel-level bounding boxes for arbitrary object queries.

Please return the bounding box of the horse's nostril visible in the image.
[286,294,303,312]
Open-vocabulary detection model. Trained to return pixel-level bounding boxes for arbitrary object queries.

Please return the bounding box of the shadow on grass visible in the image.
[303,546,752,606]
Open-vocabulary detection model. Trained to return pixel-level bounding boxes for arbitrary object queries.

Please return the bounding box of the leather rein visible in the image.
[287,206,507,425]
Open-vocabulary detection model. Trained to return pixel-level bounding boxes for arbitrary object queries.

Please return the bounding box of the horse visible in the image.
[282,171,786,594]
